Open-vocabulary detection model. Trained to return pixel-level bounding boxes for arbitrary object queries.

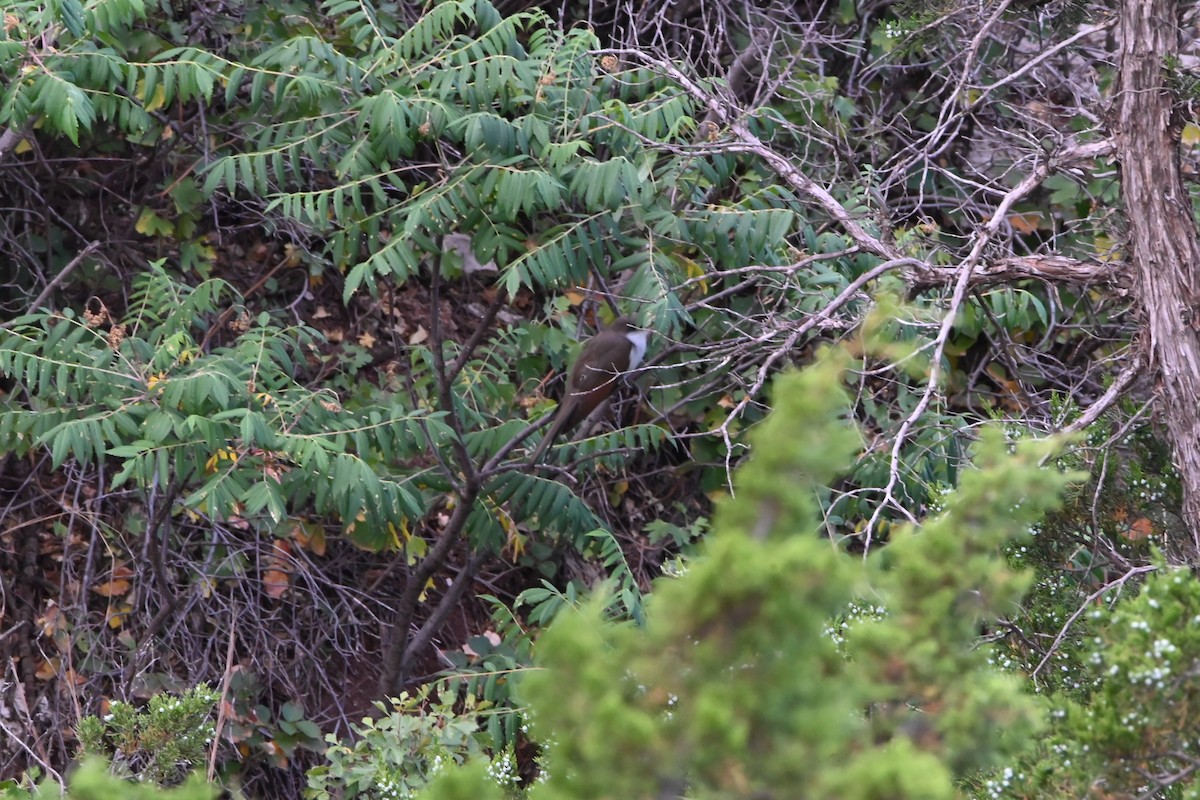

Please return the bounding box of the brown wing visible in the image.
[563,355,621,428]
[569,355,622,394]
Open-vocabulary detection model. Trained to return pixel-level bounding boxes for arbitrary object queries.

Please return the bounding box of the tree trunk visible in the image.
[1115,0,1200,560]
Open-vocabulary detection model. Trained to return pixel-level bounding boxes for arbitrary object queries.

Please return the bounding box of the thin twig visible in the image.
[1030,564,1155,682]
[4,241,101,326]
[208,603,239,783]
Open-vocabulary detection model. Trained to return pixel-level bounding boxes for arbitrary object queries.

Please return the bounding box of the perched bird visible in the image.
[529,315,649,464]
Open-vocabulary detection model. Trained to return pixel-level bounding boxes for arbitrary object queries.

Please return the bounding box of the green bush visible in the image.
[411,351,1080,799]
[76,684,218,786]
[977,553,1200,798]
[0,759,215,800]
[306,685,519,800]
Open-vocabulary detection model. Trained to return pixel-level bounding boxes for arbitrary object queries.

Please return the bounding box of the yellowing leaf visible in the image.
[1183,123,1200,147]
[405,533,427,565]
[493,503,522,560]
[385,520,403,551]
[505,531,526,560]
[205,447,239,474]
[135,207,174,237]
[106,603,133,629]
[92,579,131,597]
[671,253,708,293]
[1093,235,1123,263]
[142,82,167,113]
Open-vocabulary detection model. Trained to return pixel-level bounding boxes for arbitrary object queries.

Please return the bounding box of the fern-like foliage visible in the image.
[0,265,669,560]
[0,265,450,549]
[1,0,156,143]
[176,0,799,318]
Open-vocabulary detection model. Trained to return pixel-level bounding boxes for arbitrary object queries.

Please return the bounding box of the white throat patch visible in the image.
[624,330,649,370]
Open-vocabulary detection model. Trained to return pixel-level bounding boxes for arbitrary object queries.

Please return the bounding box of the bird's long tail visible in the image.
[528,407,571,465]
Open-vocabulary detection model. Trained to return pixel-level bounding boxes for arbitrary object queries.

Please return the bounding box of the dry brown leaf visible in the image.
[38,603,63,637]
[1007,212,1043,234]
[263,540,293,598]
[291,521,327,556]
[1124,517,1154,542]
[35,659,59,681]
[262,739,288,768]
[263,569,290,599]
